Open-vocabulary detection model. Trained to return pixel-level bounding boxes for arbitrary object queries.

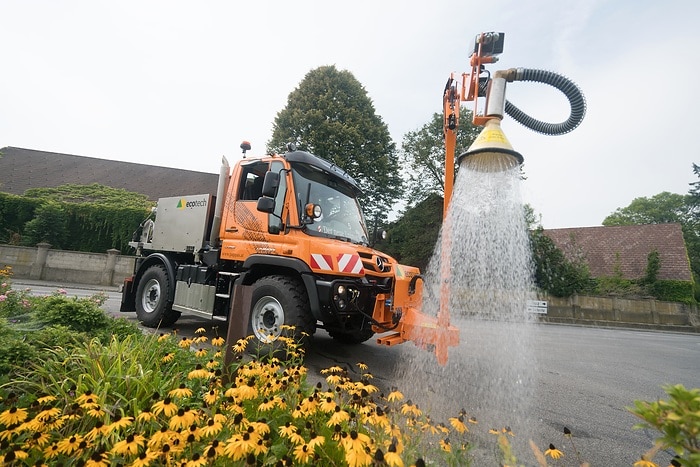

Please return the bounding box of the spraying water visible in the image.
[394,159,538,446]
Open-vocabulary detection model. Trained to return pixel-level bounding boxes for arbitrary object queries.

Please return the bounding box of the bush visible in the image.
[33,292,110,333]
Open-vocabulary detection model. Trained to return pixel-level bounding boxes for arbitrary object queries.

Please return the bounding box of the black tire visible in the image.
[135,265,180,328]
[247,275,315,357]
[328,327,375,344]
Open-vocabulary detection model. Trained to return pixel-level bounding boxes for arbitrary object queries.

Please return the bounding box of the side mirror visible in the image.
[261,171,279,198]
[257,197,275,213]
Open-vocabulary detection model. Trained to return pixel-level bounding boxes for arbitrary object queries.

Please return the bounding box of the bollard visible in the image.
[223,283,252,384]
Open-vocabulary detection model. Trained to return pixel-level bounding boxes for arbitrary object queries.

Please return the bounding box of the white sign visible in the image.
[527,300,548,314]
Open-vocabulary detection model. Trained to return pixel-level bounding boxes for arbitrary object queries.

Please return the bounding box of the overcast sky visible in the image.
[2,0,698,228]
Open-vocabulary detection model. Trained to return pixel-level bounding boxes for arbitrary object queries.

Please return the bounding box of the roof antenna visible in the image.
[240,141,251,158]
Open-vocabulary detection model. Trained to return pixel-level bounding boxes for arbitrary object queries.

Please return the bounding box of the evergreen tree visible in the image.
[268,65,402,223]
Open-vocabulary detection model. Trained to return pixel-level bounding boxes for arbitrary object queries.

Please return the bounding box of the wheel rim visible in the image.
[251,295,285,342]
[141,278,161,314]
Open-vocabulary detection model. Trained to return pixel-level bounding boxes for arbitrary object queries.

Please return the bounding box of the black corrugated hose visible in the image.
[505,68,586,135]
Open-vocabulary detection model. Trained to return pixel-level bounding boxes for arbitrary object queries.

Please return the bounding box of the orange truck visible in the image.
[120,143,458,360]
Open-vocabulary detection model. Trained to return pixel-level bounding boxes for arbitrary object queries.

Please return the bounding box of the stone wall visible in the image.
[0,244,135,287]
[539,294,699,331]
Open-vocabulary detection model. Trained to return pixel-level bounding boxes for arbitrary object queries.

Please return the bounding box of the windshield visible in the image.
[291,162,369,245]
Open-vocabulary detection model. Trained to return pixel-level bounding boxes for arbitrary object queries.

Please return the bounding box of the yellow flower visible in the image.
[43,442,61,459]
[187,364,210,380]
[387,389,404,402]
[112,433,146,456]
[169,408,197,431]
[327,407,350,426]
[232,338,248,353]
[633,459,658,467]
[57,434,84,455]
[152,398,179,417]
[544,444,564,460]
[211,336,225,347]
[293,443,314,464]
[36,395,56,404]
[158,332,171,342]
[84,449,110,467]
[200,418,223,438]
[161,352,175,363]
[449,416,468,434]
[321,365,345,374]
[130,449,159,466]
[357,362,369,371]
[203,389,220,406]
[308,433,325,449]
[195,348,208,358]
[179,337,194,348]
[440,438,451,452]
[206,359,220,369]
[400,401,422,417]
[87,405,106,418]
[136,409,156,423]
[85,420,112,441]
[169,384,193,399]
[109,415,135,431]
[0,406,28,426]
[195,327,207,334]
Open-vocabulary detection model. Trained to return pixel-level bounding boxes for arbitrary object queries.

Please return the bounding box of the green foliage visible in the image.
[643,249,661,285]
[399,108,480,207]
[382,193,443,270]
[0,193,41,244]
[649,280,695,304]
[0,185,151,252]
[34,293,111,333]
[23,183,152,208]
[630,384,700,466]
[268,65,402,223]
[529,227,593,297]
[21,202,69,248]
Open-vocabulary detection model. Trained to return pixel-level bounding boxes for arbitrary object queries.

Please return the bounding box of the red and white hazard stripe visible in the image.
[310,253,333,271]
[337,253,364,274]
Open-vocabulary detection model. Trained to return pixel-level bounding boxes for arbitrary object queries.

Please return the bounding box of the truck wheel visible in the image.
[136,265,180,328]
[247,275,315,357]
[328,327,375,344]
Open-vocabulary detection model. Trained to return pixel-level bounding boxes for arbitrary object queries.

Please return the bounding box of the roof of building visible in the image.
[543,224,692,281]
[0,147,219,201]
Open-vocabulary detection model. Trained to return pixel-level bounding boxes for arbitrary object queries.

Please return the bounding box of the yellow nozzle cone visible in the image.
[458,118,524,172]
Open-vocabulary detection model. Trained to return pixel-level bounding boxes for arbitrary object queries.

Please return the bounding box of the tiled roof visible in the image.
[543,224,692,281]
[0,147,219,201]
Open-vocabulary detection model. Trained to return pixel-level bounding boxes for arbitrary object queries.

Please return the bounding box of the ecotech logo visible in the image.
[176,197,208,209]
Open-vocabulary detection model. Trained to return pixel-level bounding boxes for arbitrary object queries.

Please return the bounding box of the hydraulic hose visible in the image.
[504,68,586,136]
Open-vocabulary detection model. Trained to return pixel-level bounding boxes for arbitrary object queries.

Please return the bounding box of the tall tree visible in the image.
[399,108,480,207]
[268,65,402,222]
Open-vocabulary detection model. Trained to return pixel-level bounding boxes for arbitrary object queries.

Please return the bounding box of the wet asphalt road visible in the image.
[14,281,700,466]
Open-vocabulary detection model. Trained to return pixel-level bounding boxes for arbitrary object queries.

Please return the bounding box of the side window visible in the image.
[269,161,286,234]
[238,161,268,201]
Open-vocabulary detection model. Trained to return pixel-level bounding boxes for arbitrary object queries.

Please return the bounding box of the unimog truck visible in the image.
[120,143,458,355]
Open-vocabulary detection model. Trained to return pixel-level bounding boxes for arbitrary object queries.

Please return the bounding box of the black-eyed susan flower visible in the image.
[544,443,564,460]
[326,406,350,427]
[57,434,84,455]
[387,389,404,402]
[195,348,208,358]
[187,364,210,380]
[632,459,658,467]
[109,414,134,431]
[136,408,156,423]
[231,338,248,353]
[202,439,225,460]
[130,449,159,467]
[184,452,207,467]
[206,359,220,370]
[400,401,422,417]
[158,332,171,342]
[84,449,110,467]
[200,418,223,438]
[36,395,56,404]
[112,433,146,456]
[179,337,194,348]
[43,442,61,459]
[0,406,28,426]
[86,405,106,418]
[35,406,61,422]
[440,438,451,453]
[152,397,178,417]
[169,384,193,399]
[161,352,175,363]
[85,420,112,441]
[293,443,314,464]
[308,432,325,450]
[169,408,197,431]
[449,416,468,434]
[202,389,220,406]
[223,434,249,462]
[211,336,225,347]
[357,362,369,371]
